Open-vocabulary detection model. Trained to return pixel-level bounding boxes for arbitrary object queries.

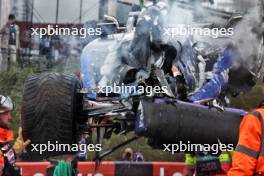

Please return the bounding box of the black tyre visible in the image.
[21,73,82,161]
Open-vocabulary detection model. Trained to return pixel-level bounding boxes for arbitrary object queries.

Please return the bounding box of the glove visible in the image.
[53,160,72,176]
[13,127,31,155]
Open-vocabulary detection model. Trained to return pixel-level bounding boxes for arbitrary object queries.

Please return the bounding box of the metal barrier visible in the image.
[16,161,185,176]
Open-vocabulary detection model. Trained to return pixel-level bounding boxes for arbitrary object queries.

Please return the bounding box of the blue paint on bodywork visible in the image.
[190,47,236,102]
[80,47,97,99]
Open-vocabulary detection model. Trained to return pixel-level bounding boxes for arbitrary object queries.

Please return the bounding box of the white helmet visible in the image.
[0,95,14,113]
[156,1,167,11]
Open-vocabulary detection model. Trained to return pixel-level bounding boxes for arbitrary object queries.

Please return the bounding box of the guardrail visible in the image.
[17,161,185,176]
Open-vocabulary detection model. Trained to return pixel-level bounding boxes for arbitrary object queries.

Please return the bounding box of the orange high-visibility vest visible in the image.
[0,128,14,167]
[228,108,264,176]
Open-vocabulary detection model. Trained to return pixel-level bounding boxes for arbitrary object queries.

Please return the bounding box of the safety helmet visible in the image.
[156,1,167,10]
[0,95,14,114]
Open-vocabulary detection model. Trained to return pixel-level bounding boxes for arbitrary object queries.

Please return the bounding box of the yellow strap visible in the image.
[185,154,196,166]
[218,152,231,162]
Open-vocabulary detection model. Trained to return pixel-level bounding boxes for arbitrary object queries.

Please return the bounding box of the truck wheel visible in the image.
[21,73,82,161]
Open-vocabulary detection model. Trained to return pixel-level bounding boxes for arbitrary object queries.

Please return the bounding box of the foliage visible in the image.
[0,65,36,136]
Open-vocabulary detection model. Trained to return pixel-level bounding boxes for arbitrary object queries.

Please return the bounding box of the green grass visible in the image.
[230,84,263,110]
[90,133,184,161]
[0,65,36,136]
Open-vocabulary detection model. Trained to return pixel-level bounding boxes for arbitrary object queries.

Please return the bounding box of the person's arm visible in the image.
[228,112,262,176]
[0,25,6,34]
[16,25,20,50]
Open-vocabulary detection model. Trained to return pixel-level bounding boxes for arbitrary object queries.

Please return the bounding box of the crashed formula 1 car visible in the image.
[21,1,264,161]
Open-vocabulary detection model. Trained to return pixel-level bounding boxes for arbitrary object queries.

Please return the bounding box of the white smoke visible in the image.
[230,1,263,73]
[167,0,264,74]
